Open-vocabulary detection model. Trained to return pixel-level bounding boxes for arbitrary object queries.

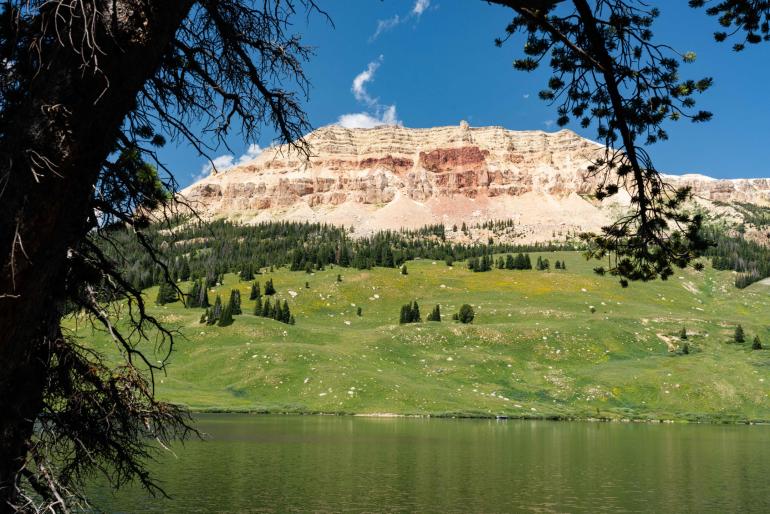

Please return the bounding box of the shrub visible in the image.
[458,304,475,324]
[735,324,745,343]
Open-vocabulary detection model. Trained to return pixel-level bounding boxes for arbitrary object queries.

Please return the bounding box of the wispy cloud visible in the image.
[194,144,263,182]
[337,59,402,129]
[370,0,432,41]
[351,55,382,106]
[370,15,400,42]
[543,120,555,128]
[523,93,530,99]
[412,0,430,16]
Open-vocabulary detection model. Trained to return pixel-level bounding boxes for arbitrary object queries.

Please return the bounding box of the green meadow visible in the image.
[70,252,770,422]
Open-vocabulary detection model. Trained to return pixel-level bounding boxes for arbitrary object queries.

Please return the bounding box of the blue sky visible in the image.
[167,1,770,188]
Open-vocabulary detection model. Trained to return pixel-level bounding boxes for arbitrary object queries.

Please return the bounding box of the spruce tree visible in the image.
[505,254,515,270]
[289,315,296,325]
[411,301,421,323]
[218,300,234,327]
[262,297,271,318]
[209,295,223,325]
[179,260,191,281]
[240,265,254,281]
[253,296,263,316]
[525,254,532,269]
[357,306,362,317]
[305,281,310,289]
[186,281,200,308]
[735,324,746,343]
[264,279,276,295]
[752,335,762,350]
[399,304,409,324]
[229,289,242,315]
[249,282,258,301]
[336,274,342,282]
[680,327,688,340]
[281,300,291,324]
[199,286,210,309]
[401,264,408,275]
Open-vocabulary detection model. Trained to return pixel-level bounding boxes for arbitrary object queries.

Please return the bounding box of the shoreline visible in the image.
[186,407,770,426]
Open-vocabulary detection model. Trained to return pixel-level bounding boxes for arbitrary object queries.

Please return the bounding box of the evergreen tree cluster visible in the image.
[399,301,422,324]
[536,256,551,271]
[185,279,211,308]
[96,218,575,292]
[426,304,441,322]
[702,225,770,288]
[155,281,178,305]
[254,296,294,325]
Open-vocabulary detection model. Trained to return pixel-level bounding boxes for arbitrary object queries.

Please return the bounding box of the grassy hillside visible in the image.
[68,252,770,422]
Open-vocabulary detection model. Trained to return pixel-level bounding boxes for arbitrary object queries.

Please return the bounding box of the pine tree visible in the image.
[264,278,276,295]
[199,286,210,308]
[186,281,201,308]
[445,256,454,267]
[735,324,746,343]
[240,264,254,281]
[262,297,271,318]
[561,260,566,270]
[305,281,310,289]
[336,274,342,282]
[682,342,690,355]
[555,260,561,270]
[411,301,421,323]
[179,260,191,281]
[505,254,515,270]
[680,327,687,340]
[427,304,441,322]
[357,306,362,317]
[155,281,177,305]
[229,289,242,315]
[289,315,296,325]
[525,254,532,269]
[399,304,410,324]
[752,335,762,350]
[208,295,223,325]
[281,300,291,324]
[218,299,234,327]
[253,296,263,316]
[401,264,408,275]
[249,282,258,300]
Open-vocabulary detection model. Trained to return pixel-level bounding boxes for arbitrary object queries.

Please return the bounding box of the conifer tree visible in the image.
[218,300,234,327]
[305,281,310,289]
[249,282,258,301]
[253,296,263,316]
[264,279,276,295]
[561,260,566,271]
[186,281,201,308]
[179,260,191,281]
[357,306,363,317]
[399,304,410,324]
[525,254,533,270]
[240,265,254,281]
[337,274,342,282]
[506,254,515,270]
[680,327,688,340]
[401,264,408,275]
[199,286,210,309]
[208,295,223,325]
[735,324,746,343]
[753,335,762,350]
[281,300,291,324]
[262,297,271,318]
[155,281,177,305]
[229,289,242,315]
[458,304,475,324]
[290,315,296,325]
[427,304,441,322]
[411,301,421,323]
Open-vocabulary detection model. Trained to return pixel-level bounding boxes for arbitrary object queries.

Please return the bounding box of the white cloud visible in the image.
[237,143,262,165]
[413,0,430,16]
[370,15,401,41]
[338,105,401,129]
[523,93,530,99]
[370,0,431,41]
[338,59,402,129]
[194,144,263,182]
[544,120,555,128]
[352,56,382,106]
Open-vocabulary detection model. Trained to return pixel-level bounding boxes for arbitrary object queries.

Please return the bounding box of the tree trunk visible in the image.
[0,1,194,509]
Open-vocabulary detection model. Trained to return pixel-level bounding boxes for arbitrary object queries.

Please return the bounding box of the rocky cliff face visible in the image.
[180,124,770,242]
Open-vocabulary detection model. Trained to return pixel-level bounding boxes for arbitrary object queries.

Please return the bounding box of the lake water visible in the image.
[88,415,770,513]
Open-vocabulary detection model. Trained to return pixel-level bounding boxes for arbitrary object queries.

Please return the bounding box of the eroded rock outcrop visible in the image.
[179,124,770,241]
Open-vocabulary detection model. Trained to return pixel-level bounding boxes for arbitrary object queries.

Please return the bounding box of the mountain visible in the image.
[180,123,770,241]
